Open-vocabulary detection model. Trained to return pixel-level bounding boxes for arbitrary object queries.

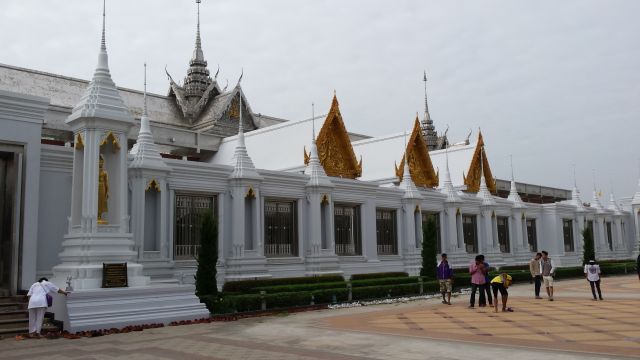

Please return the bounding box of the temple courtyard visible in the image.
[1,275,639,360]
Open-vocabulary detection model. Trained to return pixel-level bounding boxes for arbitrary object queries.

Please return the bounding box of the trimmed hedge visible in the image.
[351,276,419,288]
[222,275,344,294]
[208,288,349,314]
[254,281,347,294]
[350,272,408,281]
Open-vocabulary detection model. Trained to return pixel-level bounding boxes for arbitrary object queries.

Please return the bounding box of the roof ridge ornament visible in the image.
[476,145,496,206]
[463,131,496,193]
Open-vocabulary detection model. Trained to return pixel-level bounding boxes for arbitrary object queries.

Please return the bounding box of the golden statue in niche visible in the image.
[97,155,109,225]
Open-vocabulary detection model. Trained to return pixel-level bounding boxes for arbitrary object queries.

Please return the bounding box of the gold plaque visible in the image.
[102,263,128,288]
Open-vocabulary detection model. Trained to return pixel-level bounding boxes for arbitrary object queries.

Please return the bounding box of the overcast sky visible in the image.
[1,0,639,200]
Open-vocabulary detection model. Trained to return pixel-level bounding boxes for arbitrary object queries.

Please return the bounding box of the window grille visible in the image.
[526,218,537,252]
[174,194,215,259]
[563,219,574,252]
[497,216,510,253]
[462,215,478,253]
[264,200,298,257]
[334,204,361,255]
[376,209,397,255]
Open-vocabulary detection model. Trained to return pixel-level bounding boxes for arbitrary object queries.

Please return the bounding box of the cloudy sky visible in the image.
[2,0,639,199]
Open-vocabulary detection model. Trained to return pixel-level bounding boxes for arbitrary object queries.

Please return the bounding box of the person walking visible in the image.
[529,253,543,299]
[584,259,603,301]
[541,251,555,301]
[26,277,67,338]
[468,255,486,308]
[490,272,513,313]
[437,253,454,305]
[479,255,493,307]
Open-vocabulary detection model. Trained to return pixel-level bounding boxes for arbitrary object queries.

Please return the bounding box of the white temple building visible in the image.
[0,1,638,330]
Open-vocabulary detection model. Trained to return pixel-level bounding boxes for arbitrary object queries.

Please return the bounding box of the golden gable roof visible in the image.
[395,116,439,188]
[463,131,496,193]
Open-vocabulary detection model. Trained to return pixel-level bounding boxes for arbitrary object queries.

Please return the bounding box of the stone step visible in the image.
[0,296,27,304]
[0,310,29,321]
[0,322,58,338]
[0,303,25,311]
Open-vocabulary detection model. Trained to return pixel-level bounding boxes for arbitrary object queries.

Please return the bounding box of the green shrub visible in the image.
[582,227,595,265]
[352,283,422,300]
[351,276,419,288]
[195,211,218,298]
[350,272,408,281]
[222,275,344,294]
[311,288,349,304]
[497,264,530,271]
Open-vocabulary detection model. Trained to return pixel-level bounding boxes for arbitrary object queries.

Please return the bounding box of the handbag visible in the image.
[40,283,53,307]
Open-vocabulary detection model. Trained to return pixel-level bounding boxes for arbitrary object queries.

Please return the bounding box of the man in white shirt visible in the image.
[584,259,603,301]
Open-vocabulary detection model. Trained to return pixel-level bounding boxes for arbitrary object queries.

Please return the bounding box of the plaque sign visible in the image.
[102,263,128,288]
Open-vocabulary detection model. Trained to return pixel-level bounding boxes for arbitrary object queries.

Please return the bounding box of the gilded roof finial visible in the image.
[423,70,429,117]
[195,0,202,54]
[312,102,316,140]
[101,0,106,51]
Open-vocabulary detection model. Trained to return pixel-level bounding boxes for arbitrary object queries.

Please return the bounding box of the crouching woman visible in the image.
[490,273,513,313]
[26,277,68,337]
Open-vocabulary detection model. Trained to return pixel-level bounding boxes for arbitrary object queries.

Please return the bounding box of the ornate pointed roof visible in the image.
[130,64,170,172]
[308,93,362,179]
[166,0,220,123]
[571,186,586,212]
[305,139,333,188]
[395,115,439,188]
[67,2,133,125]
[463,131,496,193]
[476,163,496,206]
[229,84,261,180]
[590,189,604,212]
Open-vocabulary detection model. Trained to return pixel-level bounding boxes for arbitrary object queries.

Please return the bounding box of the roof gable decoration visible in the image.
[224,87,257,129]
[394,115,439,188]
[305,93,362,179]
[463,131,496,193]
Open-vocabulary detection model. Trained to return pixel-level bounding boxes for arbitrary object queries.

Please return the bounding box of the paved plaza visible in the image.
[1,275,638,360]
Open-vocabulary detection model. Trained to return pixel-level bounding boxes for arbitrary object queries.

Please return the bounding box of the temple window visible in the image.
[563,219,574,252]
[462,215,478,253]
[606,221,613,251]
[422,212,441,254]
[334,204,361,256]
[526,218,537,252]
[376,208,397,255]
[174,193,216,260]
[264,200,298,257]
[497,216,510,253]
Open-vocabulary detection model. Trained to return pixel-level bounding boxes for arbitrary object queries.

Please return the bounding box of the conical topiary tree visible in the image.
[195,210,218,298]
[421,217,438,279]
[582,226,595,266]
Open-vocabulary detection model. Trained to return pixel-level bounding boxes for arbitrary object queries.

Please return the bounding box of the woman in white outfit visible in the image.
[26,277,67,337]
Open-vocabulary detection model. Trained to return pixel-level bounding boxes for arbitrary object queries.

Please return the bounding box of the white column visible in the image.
[229,183,245,258]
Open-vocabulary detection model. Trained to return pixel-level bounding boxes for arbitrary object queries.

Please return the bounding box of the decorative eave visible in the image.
[463,131,496,193]
[395,116,439,188]
[309,94,362,179]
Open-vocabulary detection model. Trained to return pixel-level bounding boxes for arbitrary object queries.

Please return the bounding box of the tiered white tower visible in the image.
[476,157,498,256]
[398,150,423,275]
[440,149,463,255]
[52,7,148,289]
[225,83,270,280]
[304,112,341,275]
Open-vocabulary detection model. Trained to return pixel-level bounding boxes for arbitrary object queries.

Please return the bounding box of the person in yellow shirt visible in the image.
[490,273,513,313]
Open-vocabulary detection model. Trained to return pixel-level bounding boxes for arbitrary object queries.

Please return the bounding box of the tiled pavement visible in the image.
[0,275,638,360]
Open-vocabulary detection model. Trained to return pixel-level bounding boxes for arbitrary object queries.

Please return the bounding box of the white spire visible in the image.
[476,148,495,206]
[229,74,261,180]
[440,146,460,202]
[507,155,525,208]
[129,63,170,171]
[590,170,604,211]
[608,193,622,215]
[632,178,640,205]
[67,0,133,125]
[570,164,585,211]
[399,153,422,199]
[305,103,333,188]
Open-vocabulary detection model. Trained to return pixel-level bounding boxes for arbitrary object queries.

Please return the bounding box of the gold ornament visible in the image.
[97,155,109,224]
